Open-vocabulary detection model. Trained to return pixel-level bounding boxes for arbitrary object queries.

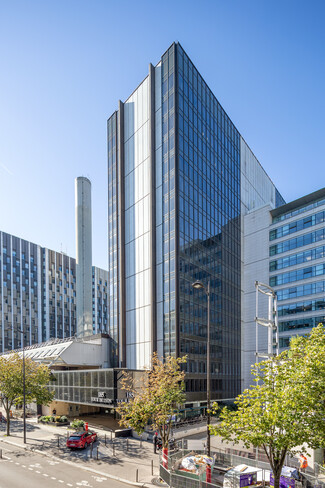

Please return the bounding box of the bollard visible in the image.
[96,446,99,460]
[90,442,93,458]
[110,430,112,441]
[113,441,115,456]
[105,434,107,446]
[57,436,60,448]
[151,459,153,476]
[0,449,2,459]
[126,438,129,451]
[140,435,142,448]
[136,468,138,483]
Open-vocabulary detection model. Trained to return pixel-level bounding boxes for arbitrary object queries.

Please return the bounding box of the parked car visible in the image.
[66,431,97,449]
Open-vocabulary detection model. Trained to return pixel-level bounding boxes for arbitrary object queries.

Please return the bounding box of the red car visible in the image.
[66,431,97,449]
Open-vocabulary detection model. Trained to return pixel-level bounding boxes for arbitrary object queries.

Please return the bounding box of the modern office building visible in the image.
[242,187,325,389]
[107,42,285,402]
[270,189,325,350]
[0,230,108,353]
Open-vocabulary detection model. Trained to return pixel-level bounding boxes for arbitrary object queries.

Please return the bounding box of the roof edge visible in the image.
[271,187,325,218]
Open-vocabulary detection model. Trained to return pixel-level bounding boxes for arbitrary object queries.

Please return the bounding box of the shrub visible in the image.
[71,419,85,430]
[39,415,52,423]
[60,415,68,423]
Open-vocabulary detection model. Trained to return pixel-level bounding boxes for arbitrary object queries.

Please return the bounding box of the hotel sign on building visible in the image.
[91,391,113,405]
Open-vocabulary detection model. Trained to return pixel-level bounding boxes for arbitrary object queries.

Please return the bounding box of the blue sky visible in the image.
[0,0,324,269]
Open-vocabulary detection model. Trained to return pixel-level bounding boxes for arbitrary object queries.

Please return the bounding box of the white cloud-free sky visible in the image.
[0,0,324,269]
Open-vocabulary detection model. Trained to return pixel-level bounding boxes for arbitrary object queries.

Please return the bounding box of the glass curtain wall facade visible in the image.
[107,42,283,401]
[175,45,241,399]
[107,113,119,366]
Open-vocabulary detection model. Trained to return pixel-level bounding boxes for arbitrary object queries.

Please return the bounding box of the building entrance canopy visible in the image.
[0,334,111,368]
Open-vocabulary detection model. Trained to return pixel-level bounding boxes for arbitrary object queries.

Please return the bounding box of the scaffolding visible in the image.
[255,281,279,363]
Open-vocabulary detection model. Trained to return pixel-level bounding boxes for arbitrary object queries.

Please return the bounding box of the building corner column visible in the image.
[117,100,126,368]
[149,63,157,357]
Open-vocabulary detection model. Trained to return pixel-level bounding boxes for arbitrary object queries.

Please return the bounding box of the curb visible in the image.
[0,437,154,487]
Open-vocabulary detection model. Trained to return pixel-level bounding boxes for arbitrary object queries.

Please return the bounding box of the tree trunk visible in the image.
[4,405,10,436]
[162,447,168,469]
[272,469,281,488]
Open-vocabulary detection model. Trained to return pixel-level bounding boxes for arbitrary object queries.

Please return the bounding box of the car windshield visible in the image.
[69,436,82,440]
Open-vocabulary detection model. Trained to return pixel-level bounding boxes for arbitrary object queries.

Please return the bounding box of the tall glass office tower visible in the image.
[107,43,284,401]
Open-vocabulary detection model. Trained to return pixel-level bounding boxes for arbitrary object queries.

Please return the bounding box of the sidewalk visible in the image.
[0,417,161,487]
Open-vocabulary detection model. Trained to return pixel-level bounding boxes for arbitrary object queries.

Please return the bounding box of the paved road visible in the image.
[0,444,130,488]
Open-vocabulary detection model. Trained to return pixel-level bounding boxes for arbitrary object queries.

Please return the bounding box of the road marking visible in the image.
[58,481,64,484]
[92,476,107,483]
[43,473,49,477]
[28,467,33,471]
[36,470,41,473]
[51,477,56,480]
[22,464,26,468]
[15,462,20,465]
[67,484,73,487]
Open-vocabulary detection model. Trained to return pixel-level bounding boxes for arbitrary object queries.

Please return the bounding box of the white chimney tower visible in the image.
[75,177,93,337]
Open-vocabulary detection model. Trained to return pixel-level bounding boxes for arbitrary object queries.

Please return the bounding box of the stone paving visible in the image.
[0,417,161,486]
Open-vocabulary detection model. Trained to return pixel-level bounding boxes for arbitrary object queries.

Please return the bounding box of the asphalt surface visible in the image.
[0,443,131,488]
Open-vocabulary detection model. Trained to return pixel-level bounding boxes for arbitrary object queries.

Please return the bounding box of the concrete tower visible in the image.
[75,177,93,337]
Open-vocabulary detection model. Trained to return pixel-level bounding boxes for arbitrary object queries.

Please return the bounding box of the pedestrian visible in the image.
[299,453,308,473]
[52,408,57,416]
[153,432,158,454]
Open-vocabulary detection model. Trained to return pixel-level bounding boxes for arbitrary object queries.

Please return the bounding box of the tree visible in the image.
[211,323,325,488]
[286,323,325,449]
[117,353,186,452]
[0,353,54,436]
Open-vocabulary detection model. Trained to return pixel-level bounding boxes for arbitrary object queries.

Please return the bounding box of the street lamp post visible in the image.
[22,328,26,444]
[192,279,211,457]
[5,326,26,443]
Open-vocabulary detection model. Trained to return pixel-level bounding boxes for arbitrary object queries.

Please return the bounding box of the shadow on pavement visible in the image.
[0,418,40,436]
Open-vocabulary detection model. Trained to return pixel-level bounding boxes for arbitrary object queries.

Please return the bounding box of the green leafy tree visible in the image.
[117,353,186,448]
[283,323,325,454]
[0,353,54,436]
[211,323,325,488]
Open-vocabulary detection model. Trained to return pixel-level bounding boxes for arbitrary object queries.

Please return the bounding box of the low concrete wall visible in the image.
[115,429,132,438]
[132,431,149,441]
[173,424,207,440]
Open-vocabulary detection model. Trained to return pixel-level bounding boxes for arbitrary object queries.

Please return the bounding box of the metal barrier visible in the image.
[159,464,171,486]
[159,465,224,488]
[164,448,325,488]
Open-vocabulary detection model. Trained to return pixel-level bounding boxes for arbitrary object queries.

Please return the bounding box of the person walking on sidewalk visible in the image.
[153,432,158,454]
